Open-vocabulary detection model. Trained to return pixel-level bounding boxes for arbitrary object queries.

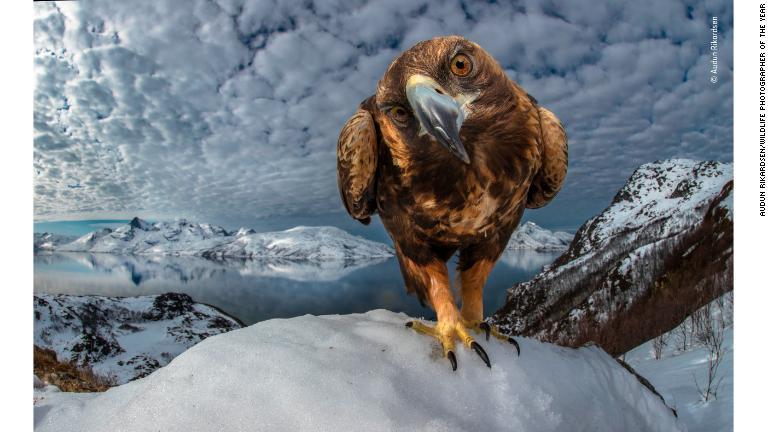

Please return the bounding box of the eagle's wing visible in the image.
[337,106,379,225]
[527,107,568,208]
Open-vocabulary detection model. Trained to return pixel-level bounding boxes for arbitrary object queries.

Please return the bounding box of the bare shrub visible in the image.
[652,333,667,360]
[672,319,691,352]
[692,302,726,402]
[34,345,115,392]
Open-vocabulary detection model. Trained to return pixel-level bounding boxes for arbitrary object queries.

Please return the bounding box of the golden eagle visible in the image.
[337,36,568,370]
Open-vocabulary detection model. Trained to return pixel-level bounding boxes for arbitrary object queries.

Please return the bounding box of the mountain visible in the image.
[52,218,394,260]
[34,293,241,384]
[33,310,682,432]
[492,159,733,356]
[200,226,393,260]
[57,218,233,255]
[505,222,573,252]
[34,232,78,252]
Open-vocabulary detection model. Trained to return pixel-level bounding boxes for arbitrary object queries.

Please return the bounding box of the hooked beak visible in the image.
[405,75,471,164]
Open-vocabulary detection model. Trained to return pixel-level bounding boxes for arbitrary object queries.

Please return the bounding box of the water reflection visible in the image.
[34,251,559,325]
[499,251,560,273]
[34,252,388,283]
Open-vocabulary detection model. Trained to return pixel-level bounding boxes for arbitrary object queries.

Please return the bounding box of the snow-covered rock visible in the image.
[34,232,78,252]
[34,310,682,432]
[493,159,733,355]
[34,293,241,384]
[53,218,394,260]
[201,226,393,260]
[505,222,573,252]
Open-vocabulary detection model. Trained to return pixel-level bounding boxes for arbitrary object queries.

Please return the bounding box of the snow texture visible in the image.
[34,293,241,384]
[505,221,573,252]
[625,328,732,432]
[34,310,682,432]
[54,218,394,260]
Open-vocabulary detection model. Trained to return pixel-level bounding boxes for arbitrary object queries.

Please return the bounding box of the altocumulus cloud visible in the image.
[33,0,732,228]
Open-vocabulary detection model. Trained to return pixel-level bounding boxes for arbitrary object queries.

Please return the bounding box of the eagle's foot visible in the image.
[405,320,490,371]
[461,319,520,356]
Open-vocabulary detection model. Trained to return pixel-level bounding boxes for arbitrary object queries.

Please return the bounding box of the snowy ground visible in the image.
[625,327,733,432]
[34,310,682,432]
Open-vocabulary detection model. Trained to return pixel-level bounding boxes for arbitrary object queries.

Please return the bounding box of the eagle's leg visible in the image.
[457,259,493,325]
[403,259,490,370]
[458,257,521,356]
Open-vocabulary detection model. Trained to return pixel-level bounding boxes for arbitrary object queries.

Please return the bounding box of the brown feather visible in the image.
[336,105,378,224]
[527,106,568,208]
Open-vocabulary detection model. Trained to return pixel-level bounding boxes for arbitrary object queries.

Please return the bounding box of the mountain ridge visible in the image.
[51,219,394,260]
[492,159,733,356]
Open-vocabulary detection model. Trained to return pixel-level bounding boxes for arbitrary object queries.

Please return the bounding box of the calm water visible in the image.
[33,251,559,325]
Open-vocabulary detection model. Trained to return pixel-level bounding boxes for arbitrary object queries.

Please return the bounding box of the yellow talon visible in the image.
[459,318,521,356]
[405,319,491,369]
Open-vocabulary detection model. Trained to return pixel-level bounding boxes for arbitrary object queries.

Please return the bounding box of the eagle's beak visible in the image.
[406,75,471,164]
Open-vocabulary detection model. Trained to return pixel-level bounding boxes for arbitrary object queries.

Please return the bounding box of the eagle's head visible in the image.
[373,36,513,164]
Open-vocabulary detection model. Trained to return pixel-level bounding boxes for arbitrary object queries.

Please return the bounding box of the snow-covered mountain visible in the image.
[34,232,77,252]
[564,159,732,258]
[34,293,241,384]
[34,309,683,432]
[56,218,234,255]
[505,222,573,252]
[200,226,393,260]
[492,159,733,355]
[51,217,394,260]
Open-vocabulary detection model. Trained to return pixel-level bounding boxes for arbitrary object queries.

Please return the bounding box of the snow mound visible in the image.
[34,310,681,432]
[505,222,573,251]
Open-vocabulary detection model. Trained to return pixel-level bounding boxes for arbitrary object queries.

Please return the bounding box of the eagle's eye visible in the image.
[388,105,409,124]
[450,54,473,77]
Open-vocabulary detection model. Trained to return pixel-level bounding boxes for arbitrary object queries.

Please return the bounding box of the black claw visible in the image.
[471,341,491,368]
[405,321,413,328]
[508,337,520,356]
[447,351,457,371]
[478,322,491,341]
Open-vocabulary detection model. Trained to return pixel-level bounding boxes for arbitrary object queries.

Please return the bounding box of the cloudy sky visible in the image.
[33,0,733,237]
